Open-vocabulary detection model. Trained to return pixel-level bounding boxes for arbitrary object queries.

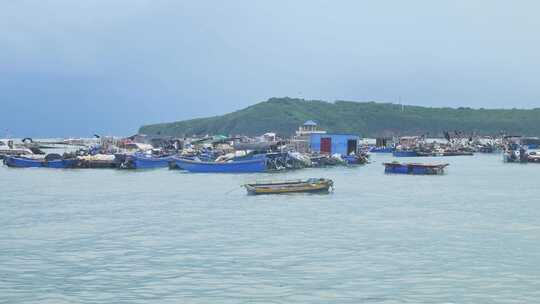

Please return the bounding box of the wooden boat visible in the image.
[383,162,448,175]
[172,157,266,173]
[3,155,77,168]
[243,178,334,195]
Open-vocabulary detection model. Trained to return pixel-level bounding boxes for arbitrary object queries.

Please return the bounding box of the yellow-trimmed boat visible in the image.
[243,178,334,195]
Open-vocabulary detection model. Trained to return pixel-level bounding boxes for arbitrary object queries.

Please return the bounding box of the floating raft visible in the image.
[243,178,334,195]
[77,154,117,168]
[383,162,449,175]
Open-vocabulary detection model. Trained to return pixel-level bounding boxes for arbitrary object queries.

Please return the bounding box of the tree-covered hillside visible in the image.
[139,97,540,137]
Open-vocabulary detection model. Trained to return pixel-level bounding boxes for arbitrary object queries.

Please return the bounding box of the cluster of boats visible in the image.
[503,136,540,163]
[1,143,369,173]
[368,136,486,157]
[0,152,261,172]
[3,132,539,195]
[2,152,368,172]
[368,135,540,163]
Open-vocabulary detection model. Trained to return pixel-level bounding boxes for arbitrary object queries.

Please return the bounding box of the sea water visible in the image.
[1,153,539,303]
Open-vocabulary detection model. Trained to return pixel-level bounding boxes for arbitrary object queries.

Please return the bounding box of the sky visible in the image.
[1,0,539,137]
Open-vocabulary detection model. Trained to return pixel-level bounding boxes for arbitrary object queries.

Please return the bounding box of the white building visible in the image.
[292,120,326,152]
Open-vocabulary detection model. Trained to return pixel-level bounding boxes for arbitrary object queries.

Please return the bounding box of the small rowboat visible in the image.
[383,162,448,175]
[243,178,334,195]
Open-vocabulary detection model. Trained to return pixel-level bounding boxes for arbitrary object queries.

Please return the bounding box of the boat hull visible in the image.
[370,147,394,153]
[173,158,266,173]
[133,157,173,169]
[4,156,77,168]
[120,154,174,169]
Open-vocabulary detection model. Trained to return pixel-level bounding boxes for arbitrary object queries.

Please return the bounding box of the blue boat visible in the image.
[121,154,174,169]
[3,155,77,168]
[383,162,448,175]
[172,157,266,173]
[369,146,394,153]
[392,150,418,157]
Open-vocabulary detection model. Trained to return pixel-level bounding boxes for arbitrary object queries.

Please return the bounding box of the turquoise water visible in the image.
[1,154,540,303]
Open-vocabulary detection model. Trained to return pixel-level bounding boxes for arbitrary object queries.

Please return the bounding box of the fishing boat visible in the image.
[172,157,266,173]
[243,178,334,195]
[120,153,174,169]
[3,154,77,168]
[383,162,448,175]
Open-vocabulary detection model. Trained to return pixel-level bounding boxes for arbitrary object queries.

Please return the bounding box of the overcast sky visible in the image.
[1,0,539,137]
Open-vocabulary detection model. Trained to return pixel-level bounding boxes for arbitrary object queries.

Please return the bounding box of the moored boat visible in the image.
[120,153,174,169]
[243,178,334,195]
[3,154,77,168]
[172,157,266,173]
[383,162,448,175]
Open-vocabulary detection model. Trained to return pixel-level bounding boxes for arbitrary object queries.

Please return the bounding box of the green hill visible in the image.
[139,97,540,137]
